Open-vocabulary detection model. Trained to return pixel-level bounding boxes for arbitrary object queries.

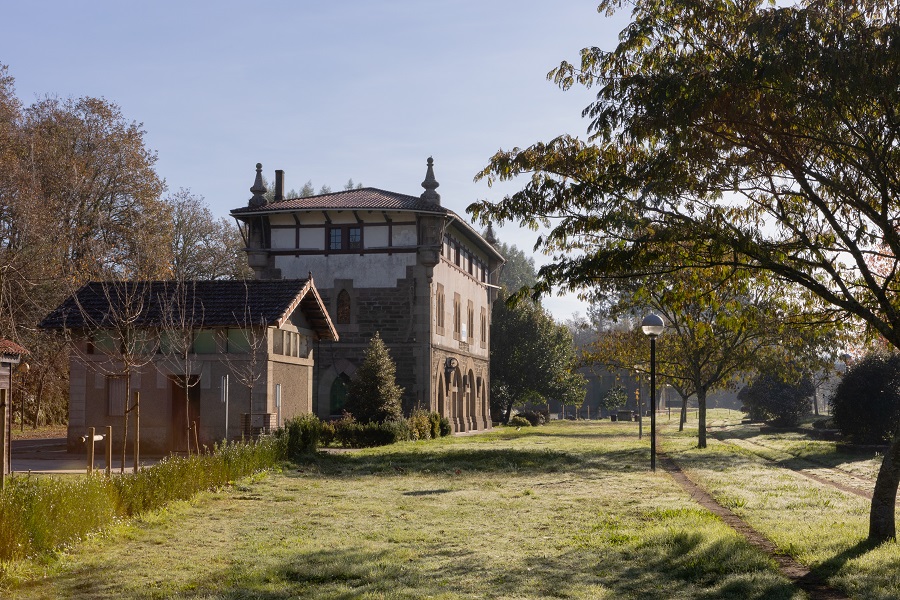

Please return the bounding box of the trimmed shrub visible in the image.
[439,416,452,437]
[509,415,532,428]
[830,353,900,444]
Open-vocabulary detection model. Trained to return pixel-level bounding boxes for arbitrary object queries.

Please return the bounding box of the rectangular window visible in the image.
[108,376,126,417]
[348,226,362,249]
[327,225,364,252]
[480,306,487,348]
[227,328,252,354]
[453,293,461,340]
[192,329,217,354]
[436,284,445,334]
[453,243,460,267]
[329,228,342,251]
[467,301,474,342]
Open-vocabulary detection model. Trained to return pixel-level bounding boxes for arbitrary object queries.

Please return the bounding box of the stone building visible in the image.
[231,159,504,432]
[40,279,337,452]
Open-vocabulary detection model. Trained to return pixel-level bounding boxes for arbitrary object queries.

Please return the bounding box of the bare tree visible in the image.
[65,281,159,472]
[157,280,205,454]
[220,286,269,439]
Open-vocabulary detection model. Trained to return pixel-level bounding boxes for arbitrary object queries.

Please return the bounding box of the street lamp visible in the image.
[641,313,665,471]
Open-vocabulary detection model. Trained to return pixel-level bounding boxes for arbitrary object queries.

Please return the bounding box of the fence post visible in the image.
[87,426,95,475]
[105,425,112,476]
[0,389,7,492]
[134,392,140,473]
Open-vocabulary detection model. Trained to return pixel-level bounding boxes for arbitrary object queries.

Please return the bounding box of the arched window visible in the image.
[336,290,351,324]
[330,373,351,415]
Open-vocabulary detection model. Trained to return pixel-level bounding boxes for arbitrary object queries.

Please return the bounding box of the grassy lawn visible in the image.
[664,411,900,600]
[4,420,799,600]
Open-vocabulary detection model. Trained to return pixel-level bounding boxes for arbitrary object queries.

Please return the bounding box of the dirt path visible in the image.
[658,453,851,600]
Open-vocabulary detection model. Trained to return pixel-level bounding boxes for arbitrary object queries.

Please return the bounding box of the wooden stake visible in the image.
[105,425,112,476]
[134,392,140,473]
[0,390,7,492]
[193,420,200,455]
[87,426,95,475]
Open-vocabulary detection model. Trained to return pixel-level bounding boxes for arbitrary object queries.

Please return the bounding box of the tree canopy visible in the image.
[468,0,900,542]
[491,292,586,423]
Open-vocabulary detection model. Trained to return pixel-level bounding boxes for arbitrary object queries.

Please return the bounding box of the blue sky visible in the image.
[3,1,626,320]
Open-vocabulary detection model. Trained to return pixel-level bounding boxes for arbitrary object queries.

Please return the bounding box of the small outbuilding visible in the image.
[40,278,337,453]
[0,339,28,477]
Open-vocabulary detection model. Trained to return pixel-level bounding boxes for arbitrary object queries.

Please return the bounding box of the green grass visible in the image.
[665,416,900,600]
[2,421,800,599]
[0,437,283,569]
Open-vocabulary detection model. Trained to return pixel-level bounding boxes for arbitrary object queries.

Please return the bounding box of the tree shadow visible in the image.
[299,445,651,479]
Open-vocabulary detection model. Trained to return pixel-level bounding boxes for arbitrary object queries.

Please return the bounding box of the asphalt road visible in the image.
[10,437,156,473]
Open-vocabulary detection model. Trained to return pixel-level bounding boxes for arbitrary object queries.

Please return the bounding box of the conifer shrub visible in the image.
[345,332,404,423]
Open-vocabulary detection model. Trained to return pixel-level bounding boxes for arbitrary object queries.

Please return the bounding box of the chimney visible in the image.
[274,169,284,202]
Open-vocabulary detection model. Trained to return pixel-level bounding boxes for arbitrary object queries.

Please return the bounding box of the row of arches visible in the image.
[436,366,488,432]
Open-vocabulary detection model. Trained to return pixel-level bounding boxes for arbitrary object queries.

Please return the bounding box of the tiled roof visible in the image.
[0,339,28,356]
[231,187,450,215]
[39,279,338,341]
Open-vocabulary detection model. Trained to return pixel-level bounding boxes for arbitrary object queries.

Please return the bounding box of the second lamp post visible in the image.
[641,313,665,471]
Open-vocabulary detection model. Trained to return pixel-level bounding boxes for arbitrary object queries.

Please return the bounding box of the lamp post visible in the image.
[641,313,665,471]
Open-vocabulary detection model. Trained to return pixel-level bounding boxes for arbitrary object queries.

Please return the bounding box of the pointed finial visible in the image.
[484,222,497,245]
[420,156,441,205]
[249,162,268,208]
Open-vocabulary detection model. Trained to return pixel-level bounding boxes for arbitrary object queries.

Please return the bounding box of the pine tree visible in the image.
[346,332,404,423]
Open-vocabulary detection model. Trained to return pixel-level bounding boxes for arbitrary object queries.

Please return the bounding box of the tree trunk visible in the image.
[697,388,708,448]
[503,402,513,425]
[679,398,687,431]
[33,376,45,429]
[869,434,900,542]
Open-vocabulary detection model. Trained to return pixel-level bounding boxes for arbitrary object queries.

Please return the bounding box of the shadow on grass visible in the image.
[167,525,797,600]
[300,445,650,478]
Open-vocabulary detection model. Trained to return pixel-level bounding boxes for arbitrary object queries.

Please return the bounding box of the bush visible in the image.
[830,353,900,444]
[320,420,336,447]
[509,415,532,428]
[439,416,452,437]
[428,411,442,439]
[0,437,283,562]
[518,410,546,426]
[281,414,323,459]
[334,414,410,448]
[408,408,432,440]
[738,372,813,427]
